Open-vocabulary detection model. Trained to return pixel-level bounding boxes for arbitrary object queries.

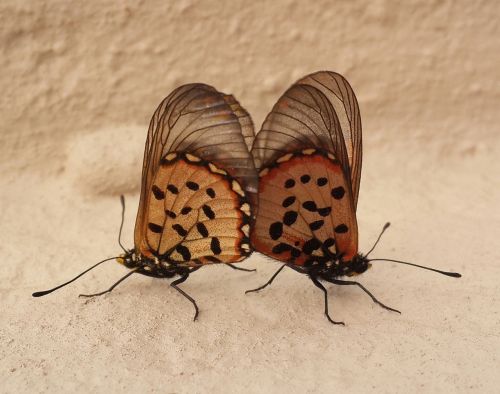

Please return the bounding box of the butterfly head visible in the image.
[316,254,371,279]
[116,250,140,269]
[338,222,390,276]
[345,254,372,276]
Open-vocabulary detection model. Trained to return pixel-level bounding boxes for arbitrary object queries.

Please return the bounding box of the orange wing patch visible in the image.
[137,153,251,266]
[251,150,358,265]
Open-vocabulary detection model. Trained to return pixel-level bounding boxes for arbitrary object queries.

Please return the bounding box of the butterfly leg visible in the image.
[79,269,137,298]
[329,278,401,314]
[310,276,345,325]
[226,263,256,272]
[245,264,286,294]
[170,274,199,321]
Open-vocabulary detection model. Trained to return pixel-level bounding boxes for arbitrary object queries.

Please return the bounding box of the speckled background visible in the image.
[3,0,499,173]
[1,1,499,393]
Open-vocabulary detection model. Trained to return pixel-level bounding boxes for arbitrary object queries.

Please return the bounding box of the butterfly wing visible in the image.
[251,74,361,264]
[135,84,256,266]
[295,71,362,208]
[253,150,358,264]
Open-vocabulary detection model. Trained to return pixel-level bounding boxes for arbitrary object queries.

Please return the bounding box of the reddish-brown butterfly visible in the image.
[248,71,461,325]
[33,83,258,320]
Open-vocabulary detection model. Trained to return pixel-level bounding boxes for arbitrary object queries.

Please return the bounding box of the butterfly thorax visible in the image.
[117,250,192,278]
[305,253,371,280]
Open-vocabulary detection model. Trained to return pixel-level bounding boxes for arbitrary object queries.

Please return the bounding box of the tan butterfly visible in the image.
[34,84,258,320]
[248,71,461,324]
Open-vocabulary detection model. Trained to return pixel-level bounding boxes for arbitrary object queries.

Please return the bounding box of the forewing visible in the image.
[222,94,255,153]
[252,72,362,207]
[296,71,362,207]
[135,84,257,251]
[252,84,351,191]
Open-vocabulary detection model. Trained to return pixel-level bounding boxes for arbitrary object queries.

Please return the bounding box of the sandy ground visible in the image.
[1,127,499,393]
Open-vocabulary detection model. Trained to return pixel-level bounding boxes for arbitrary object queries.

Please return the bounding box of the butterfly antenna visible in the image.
[365,222,391,257]
[118,195,128,254]
[32,256,119,297]
[368,258,461,278]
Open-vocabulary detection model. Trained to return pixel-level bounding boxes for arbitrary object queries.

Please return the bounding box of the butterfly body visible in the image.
[118,251,189,279]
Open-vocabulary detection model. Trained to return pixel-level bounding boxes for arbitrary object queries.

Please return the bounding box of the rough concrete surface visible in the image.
[1,1,499,393]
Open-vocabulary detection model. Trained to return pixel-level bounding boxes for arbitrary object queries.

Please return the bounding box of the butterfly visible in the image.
[247,71,461,325]
[33,83,258,320]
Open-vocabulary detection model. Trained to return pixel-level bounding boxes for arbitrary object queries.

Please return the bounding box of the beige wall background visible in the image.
[2,1,499,393]
[2,0,499,174]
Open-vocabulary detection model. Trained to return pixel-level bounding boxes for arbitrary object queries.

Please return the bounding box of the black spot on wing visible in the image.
[302,201,317,212]
[317,177,328,187]
[186,181,199,191]
[282,196,296,207]
[272,242,301,258]
[272,243,291,254]
[283,211,298,226]
[300,174,311,184]
[302,238,322,255]
[309,220,324,231]
[334,224,348,233]
[196,222,209,238]
[269,222,283,240]
[167,184,179,194]
[284,179,295,188]
[211,237,222,255]
[165,210,176,219]
[152,185,165,200]
[317,207,332,217]
[181,207,192,215]
[148,223,163,233]
[172,224,188,237]
[206,188,216,198]
[202,204,215,219]
[331,186,345,200]
[176,244,191,261]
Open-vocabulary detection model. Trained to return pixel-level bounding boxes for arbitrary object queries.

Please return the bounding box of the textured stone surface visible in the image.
[1,1,499,393]
[1,0,499,175]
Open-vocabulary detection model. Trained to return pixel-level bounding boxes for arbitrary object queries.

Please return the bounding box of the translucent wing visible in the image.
[252,71,362,207]
[296,71,362,207]
[135,84,256,264]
